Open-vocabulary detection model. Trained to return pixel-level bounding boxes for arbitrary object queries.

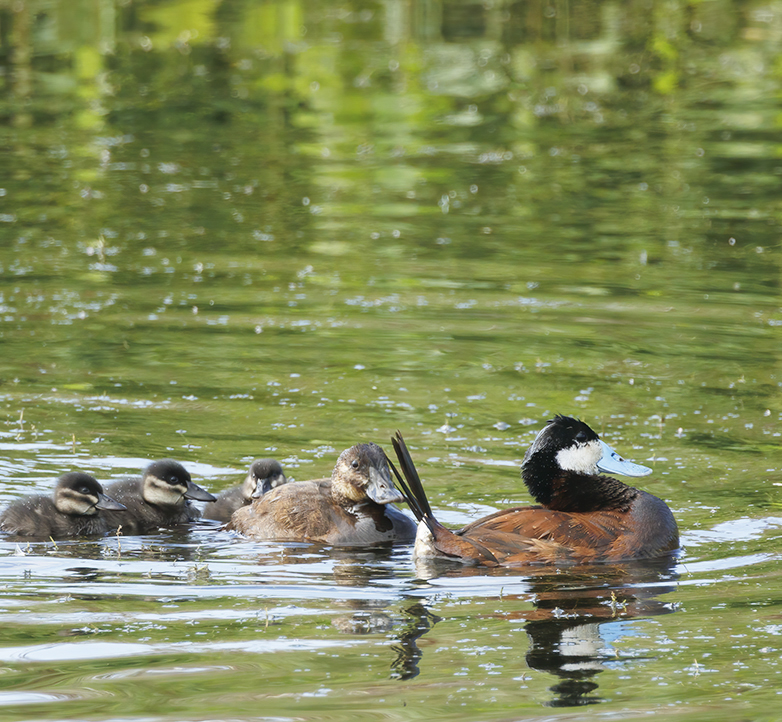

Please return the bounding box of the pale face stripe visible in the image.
[57,488,98,516]
[143,476,186,507]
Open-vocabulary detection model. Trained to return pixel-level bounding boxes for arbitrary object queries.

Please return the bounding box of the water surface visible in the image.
[2,0,782,719]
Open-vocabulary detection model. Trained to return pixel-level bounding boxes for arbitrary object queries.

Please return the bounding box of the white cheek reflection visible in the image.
[555,440,601,474]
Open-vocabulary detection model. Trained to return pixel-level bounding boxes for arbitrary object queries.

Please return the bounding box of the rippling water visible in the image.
[2,0,782,719]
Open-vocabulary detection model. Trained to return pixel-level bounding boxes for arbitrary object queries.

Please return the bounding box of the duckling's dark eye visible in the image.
[574,431,588,444]
[77,486,90,495]
[351,459,360,469]
[169,475,179,483]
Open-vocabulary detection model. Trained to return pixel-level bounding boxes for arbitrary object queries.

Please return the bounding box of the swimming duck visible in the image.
[0,472,126,539]
[203,458,287,523]
[227,443,416,546]
[390,416,679,566]
[101,459,216,535]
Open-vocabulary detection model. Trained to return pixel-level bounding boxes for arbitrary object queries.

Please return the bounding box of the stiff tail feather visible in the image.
[388,432,500,566]
[387,431,433,526]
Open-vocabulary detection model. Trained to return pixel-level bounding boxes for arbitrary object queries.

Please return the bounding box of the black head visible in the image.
[142,459,216,507]
[522,415,651,507]
[332,442,405,505]
[524,415,599,465]
[54,472,125,516]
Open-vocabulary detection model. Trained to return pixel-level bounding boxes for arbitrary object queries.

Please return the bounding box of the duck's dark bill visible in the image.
[596,441,652,477]
[185,480,217,502]
[366,467,405,505]
[252,477,273,498]
[96,494,127,511]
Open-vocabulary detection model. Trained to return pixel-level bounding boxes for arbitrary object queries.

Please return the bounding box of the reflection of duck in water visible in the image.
[203,459,287,523]
[390,601,442,681]
[227,443,416,545]
[0,472,126,539]
[101,459,216,535]
[517,559,679,706]
[391,416,679,566]
[324,550,442,682]
[403,557,679,704]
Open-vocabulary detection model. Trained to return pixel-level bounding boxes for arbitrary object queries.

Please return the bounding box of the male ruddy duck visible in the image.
[227,443,416,546]
[0,472,126,538]
[204,459,287,523]
[101,459,216,535]
[390,416,679,566]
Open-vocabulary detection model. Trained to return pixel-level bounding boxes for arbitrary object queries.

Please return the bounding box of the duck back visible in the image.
[227,480,415,546]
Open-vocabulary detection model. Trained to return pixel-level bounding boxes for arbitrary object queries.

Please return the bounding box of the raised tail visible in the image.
[388,432,500,566]
[388,431,434,525]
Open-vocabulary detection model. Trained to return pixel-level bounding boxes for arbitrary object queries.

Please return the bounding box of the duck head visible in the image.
[248,459,287,499]
[54,472,126,516]
[522,415,651,505]
[331,443,405,506]
[141,459,216,508]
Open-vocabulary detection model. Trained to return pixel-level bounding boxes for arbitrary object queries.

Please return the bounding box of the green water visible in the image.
[2,0,782,718]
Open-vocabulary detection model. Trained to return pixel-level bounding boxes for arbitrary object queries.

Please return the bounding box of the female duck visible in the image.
[391,415,679,566]
[101,459,216,535]
[0,472,126,539]
[227,443,416,546]
[204,459,287,523]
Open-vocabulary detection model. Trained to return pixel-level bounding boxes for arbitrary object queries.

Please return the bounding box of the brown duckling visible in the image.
[0,472,126,539]
[101,459,216,535]
[391,416,679,567]
[227,443,416,546]
[203,459,287,523]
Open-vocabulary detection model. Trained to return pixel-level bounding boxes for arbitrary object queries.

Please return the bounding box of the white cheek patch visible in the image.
[556,440,602,474]
[144,477,185,507]
[58,490,96,516]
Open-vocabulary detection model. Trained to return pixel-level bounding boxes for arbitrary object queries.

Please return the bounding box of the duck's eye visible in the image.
[351,459,360,469]
[78,486,90,495]
[169,475,179,483]
[574,431,588,444]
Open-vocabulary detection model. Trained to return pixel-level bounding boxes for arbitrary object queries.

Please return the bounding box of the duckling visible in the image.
[100,459,216,535]
[0,472,126,539]
[203,459,287,523]
[227,443,416,546]
[390,416,679,567]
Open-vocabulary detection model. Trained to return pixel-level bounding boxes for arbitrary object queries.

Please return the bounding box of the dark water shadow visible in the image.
[395,556,679,702]
[390,599,443,680]
[294,545,445,681]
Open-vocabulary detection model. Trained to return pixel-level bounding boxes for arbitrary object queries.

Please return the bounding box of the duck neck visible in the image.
[523,467,638,513]
[330,478,365,510]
